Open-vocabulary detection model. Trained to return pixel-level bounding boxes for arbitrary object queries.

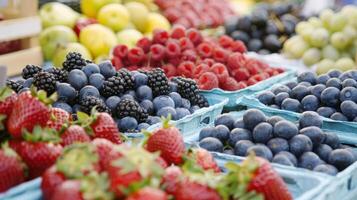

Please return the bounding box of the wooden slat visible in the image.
[0,16,42,42]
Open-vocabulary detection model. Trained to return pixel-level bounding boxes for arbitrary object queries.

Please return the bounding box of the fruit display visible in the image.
[283,6,357,74]
[258,70,357,122]
[225,2,303,54]
[111,26,285,91]
[154,0,235,29]
[6,52,209,132]
[199,109,356,175]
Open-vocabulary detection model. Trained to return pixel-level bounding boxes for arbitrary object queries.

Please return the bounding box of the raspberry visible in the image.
[237,81,247,89]
[227,52,246,71]
[150,44,166,61]
[136,37,152,53]
[113,45,128,58]
[127,65,139,71]
[221,77,240,91]
[209,63,229,83]
[198,72,219,90]
[218,35,233,48]
[128,47,145,65]
[212,47,228,63]
[202,58,215,67]
[162,64,177,78]
[276,68,284,73]
[247,74,265,86]
[193,63,209,78]
[181,49,197,62]
[196,42,213,58]
[230,40,247,53]
[164,8,181,22]
[171,25,186,39]
[153,29,169,45]
[175,18,191,28]
[186,28,202,45]
[264,68,275,76]
[179,37,194,51]
[177,61,195,78]
[168,57,181,66]
[232,68,250,81]
[112,57,123,70]
[165,39,181,58]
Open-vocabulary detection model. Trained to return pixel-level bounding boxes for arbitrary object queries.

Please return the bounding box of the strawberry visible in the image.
[60,125,90,147]
[7,90,56,139]
[126,187,168,200]
[41,166,66,200]
[174,180,222,200]
[47,108,71,131]
[51,180,83,200]
[92,138,121,171]
[156,156,168,168]
[0,87,17,116]
[190,149,220,173]
[0,144,26,192]
[161,166,183,195]
[146,117,185,165]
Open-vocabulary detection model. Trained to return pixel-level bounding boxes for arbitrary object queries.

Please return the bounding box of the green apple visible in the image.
[81,0,120,18]
[117,29,143,48]
[39,2,80,28]
[125,2,149,33]
[40,25,78,60]
[97,4,130,32]
[53,42,92,68]
[145,13,170,33]
[79,24,118,59]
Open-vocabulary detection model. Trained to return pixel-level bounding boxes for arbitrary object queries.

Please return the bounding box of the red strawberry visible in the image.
[174,180,221,200]
[191,149,220,172]
[146,118,185,165]
[156,156,168,168]
[47,108,71,131]
[60,125,90,146]
[221,77,240,91]
[51,180,83,200]
[126,187,168,200]
[161,166,183,195]
[41,166,66,200]
[209,63,229,83]
[109,167,142,197]
[0,144,26,192]
[90,113,122,144]
[198,72,219,90]
[0,87,17,116]
[7,90,54,139]
[92,138,121,171]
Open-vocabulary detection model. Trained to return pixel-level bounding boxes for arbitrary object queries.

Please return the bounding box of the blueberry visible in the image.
[53,101,73,113]
[125,90,137,98]
[199,137,224,152]
[299,111,323,128]
[136,85,153,101]
[223,148,234,155]
[153,95,175,111]
[320,87,340,107]
[89,73,105,90]
[137,123,150,130]
[215,114,235,130]
[234,140,254,156]
[56,83,77,103]
[214,125,230,143]
[133,72,148,88]
[313,164,338,175]
[276,151,297,166]
[298,152,322,170]
[300,127,325,145]
[199,127,216,141]
[339,71,355,81]
[257,91,275,105]
[300,82,312,87]
[267,116,284,126]
[317,107,336,118]
[189,105,200,113]
[285,81,298,89]
[328,149,355,171]
[327,69,342,78]
[310,84,326,99]
[267,137,289,154]
[118,117,138,132]
[274,92,289,106]
[169,82,177,92]
[23,78,33,88]
[252,122,273,143]
[169,92,182,107]
[247,144,273,161]
[301,95,319,111]
[291,85,310,100]
[323,132,341,149]
[342,79,357,88]
[72,104,81,113]
[330,112,348,121]
[326,78,342,89]
[98,61,116,78]
[228,128,252,147]
[272,154,294,166]
[157,107,177,118]
[181,98,191,109]
[68,69,88,90]
[316,74,330,84]
[121,94,135,101]
[243,109,266,130]
[281,98,301,112]
[272,85,291,95]
[297,71,317,84]
[340,87,357,103]
[175,108,191,120]
[79,85,100,100]
[82,63,100,77]
[140,100,154,115]
[289,135,313,157]
[147,116,161,125]
[274,120,298,139]
[314,144,333,162]
[233,119,245,129]
[340,100,357,120]
[105,96,121,112]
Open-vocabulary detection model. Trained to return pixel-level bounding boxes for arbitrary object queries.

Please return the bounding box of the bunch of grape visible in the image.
[225,2,303,54]
[154,0,234,29]
[111,26,284,91]
[283,5,357,74]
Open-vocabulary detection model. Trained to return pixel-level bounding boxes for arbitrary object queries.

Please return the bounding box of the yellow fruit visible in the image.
[79,24,118,58]
[97,4,130,32]
[117,29,143,48]
[125,2,149,33]
[81,0,120,18]
[94,55,109,64]
[145,13,170,33]
[52,42,92,68]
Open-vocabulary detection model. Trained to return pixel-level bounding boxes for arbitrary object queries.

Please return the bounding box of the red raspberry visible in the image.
[186,28,203,45]
[198,72,219,90]
[127,47,145,65]
[111,57,122,70]
[162,64,177,78]
[212,47,228,63]
[227,52,246,71]
[221,77,240,91]
[272,70,281,76]
[153,29,169,45]
[264,68,275,76]
[113,45,128,58]
[202,58,215,67]
[136,37,152,53]
[168,57,181,66]
[164,8,181,22]
[179,37,194,51]
[230,40,247,53]
[209,63,229,83]
[237,81,247,89]
[126,65,139,71]
[175,18,191,28]
[276,68,284,73]
[150,44,166,61]
[181,49,197,62]
[177,61,195,78]
[247,74,264,86]
[171,25,186,39]
[165,39,181,58]
[218,35,233,48]
[185,11,201,28]
[232,68,250,81]
[196,42,213,58]
[193,63,209,78]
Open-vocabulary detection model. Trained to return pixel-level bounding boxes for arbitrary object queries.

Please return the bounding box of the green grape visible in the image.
[335,57,356,72]
[309,28,329,48]
[340,51,352,59]
[283,35,306,57]
[319,9,334,29]
[295,21,313,35]
[350,42,357,57]
[301,29,314,42]
[302,48,321,66]
[330,32,350,50]
[329,13,348,32]
[322,45,340,61]
[308,17,323,28]
[341,5,357,29]
[343,26,357,41]
[316,59,335,75]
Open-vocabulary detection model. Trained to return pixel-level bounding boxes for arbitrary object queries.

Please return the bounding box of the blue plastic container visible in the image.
[200,69,296,109]
[0,178,41,200]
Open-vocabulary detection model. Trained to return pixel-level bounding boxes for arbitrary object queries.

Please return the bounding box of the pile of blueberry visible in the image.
[258,70,357,122]
[199,109,356,175]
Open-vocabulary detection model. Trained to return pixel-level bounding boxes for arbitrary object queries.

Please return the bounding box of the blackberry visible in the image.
[101,76,125,97]
[147,68,170,96]
[62,52,87,71]
[193,94,209,107]
[47,68,68,82]
[80,96,111,114]
[22,64,42,79]
[116,99,148,123]
[172,77,203,105]
[6,80,21,92]
[33,71,56,94]
[116,69,134,91]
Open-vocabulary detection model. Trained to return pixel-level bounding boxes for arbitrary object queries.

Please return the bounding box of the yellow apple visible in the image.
[52,42,92,68]
[97,4,130,32]
[81,0,120,18]
[125,2,149,33]
[39,2,80,28]
[117,29,143,48]
[145,13,170,33]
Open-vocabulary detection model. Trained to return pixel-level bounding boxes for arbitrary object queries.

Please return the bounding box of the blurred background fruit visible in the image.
[39,2,80,28]
[52,42,92,67]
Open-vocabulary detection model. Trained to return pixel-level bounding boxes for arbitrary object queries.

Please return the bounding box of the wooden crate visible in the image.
[0,0,42,77]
